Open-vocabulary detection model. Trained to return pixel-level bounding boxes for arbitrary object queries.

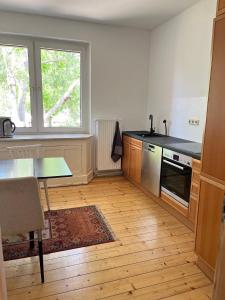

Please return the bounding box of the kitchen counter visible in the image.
[123,131,201,160]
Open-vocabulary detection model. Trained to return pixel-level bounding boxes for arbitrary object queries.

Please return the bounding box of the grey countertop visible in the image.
[123,131,201,160]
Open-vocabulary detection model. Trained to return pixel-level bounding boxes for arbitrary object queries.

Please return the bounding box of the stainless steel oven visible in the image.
[161,148,192,207]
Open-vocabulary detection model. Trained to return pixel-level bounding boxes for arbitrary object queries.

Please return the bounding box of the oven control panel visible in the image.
[163,148,192,167]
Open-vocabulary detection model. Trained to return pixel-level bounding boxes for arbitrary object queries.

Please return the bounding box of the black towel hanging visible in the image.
[111,121,122,163]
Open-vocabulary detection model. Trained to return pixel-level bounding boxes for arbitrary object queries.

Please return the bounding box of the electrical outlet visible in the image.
[189,119,200,126]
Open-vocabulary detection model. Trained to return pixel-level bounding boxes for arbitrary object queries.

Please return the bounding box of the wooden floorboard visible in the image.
[5,176,212,299]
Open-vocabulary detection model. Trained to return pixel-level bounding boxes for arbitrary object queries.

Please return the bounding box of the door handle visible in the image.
[163,159,184,170]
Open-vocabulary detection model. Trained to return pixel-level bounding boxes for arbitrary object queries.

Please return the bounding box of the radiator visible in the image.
[95,120,122,172]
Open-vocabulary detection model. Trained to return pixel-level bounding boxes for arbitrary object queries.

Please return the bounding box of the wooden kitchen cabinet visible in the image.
[122,138,130,177]
[201,15,225,184]
[217,0,225,16]
[195,13,225,279]
[122,135,142,185]
[188,159,201,225]
[195,180,224,277]
[129,144,142,184]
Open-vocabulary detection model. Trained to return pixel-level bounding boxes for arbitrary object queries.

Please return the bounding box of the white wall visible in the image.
[0,11,150,132]
[147,0,216,142]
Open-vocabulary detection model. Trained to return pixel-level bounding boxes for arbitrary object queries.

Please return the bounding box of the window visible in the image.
[40,49,81,128]
[0,36,89,133]
[0,42,32,128]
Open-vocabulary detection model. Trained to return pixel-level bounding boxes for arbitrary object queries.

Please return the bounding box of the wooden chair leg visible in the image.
[38,230,44,283]
[29,231,34,249]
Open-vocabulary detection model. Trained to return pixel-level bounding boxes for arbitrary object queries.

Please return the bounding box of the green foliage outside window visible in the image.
[0,45,81,128]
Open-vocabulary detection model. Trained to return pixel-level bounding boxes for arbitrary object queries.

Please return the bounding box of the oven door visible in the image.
[161,158,192,207]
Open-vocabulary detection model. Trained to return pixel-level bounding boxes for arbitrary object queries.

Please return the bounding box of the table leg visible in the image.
[29,231,34,249]
[43,180,50,211]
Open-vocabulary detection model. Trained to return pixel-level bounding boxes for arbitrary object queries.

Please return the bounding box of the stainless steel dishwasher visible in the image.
[141,142,162,197]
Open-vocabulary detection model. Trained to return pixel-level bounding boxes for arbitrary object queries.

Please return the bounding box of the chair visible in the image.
[0,228,7,300]
[0,177,45,283]
[7,145,50,211]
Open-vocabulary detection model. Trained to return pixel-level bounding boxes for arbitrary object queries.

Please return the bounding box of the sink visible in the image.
[136,133,163,138]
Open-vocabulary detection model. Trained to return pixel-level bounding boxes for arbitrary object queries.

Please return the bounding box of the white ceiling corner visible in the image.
[0,0,201,30]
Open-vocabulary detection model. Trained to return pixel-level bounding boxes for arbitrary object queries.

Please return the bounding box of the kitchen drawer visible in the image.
[130,137,142,148]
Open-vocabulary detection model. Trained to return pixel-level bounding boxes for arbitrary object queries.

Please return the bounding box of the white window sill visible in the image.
[0,134,93,141]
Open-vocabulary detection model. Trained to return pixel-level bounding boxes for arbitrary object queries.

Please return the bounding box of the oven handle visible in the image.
[163,159,184,170]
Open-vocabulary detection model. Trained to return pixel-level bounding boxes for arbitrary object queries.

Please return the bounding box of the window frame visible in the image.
[0,35,37,133]
[0,35,90,134]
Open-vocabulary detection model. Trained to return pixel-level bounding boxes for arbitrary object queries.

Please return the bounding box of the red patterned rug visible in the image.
[2,206,115,260]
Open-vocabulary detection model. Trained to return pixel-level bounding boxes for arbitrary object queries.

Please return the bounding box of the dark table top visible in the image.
[0,157,72,180]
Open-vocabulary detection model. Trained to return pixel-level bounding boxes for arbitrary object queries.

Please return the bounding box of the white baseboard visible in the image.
[95,169,123,177]
[45,171,94,187]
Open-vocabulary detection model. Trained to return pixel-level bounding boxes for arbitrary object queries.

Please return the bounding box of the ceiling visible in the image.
[0,0,200,30]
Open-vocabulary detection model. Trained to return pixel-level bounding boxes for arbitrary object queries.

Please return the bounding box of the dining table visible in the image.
[0,157,72,300]
[0,157,72,180]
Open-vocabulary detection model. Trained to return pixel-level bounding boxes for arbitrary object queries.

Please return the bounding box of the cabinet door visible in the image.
[122,141,130,177]
[189,161,201,225]
[202,16,225,182]
[217,0,225,15]
[189,196,198,224]
[129,145,142,184]
[195,180,224,269]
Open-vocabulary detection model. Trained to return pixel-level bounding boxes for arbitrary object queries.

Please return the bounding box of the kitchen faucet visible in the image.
[149,114,155,135]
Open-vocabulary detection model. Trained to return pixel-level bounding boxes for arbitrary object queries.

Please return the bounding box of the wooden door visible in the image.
[202,16,225,183]
[196,180,224,270]
[129,144,142,184]
[122,140,130,178]
[217,0,225,16]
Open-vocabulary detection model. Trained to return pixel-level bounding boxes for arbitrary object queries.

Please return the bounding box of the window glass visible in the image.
[0,37,88,133]
[40,48,81,128]
[0,45,32,127]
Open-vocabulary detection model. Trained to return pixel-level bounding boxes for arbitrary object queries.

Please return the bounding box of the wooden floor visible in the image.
[5,176,213,300]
